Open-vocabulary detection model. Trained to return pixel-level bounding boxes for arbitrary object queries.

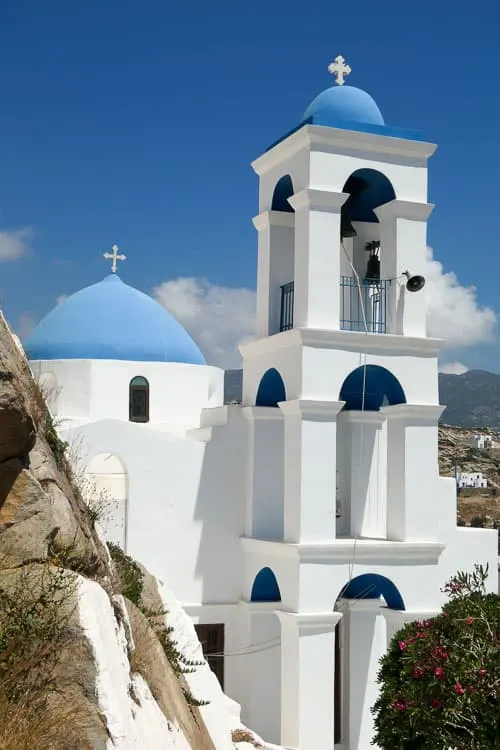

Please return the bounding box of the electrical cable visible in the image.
[340,239,370,584]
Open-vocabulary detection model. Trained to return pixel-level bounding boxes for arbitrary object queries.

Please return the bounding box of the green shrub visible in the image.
[372,565,500,750]
[108,543,144,607]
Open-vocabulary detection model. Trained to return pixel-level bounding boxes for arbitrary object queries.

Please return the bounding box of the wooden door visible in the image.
[195,623,225,689]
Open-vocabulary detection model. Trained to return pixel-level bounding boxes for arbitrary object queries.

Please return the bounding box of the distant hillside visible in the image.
[224,369,243,403]
[439,370,500,429]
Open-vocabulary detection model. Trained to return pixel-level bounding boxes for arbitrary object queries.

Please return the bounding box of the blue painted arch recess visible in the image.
[340,573,405,611]
[339,365,406,412]
[250,567,282,602]
[255,368,286,407]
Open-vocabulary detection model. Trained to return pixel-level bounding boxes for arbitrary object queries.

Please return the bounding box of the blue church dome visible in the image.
[303,85,384,128]
[24,274,206,365]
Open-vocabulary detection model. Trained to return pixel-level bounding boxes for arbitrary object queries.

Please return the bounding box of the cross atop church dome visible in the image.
[328,55,351,86]
[104,244,126,273]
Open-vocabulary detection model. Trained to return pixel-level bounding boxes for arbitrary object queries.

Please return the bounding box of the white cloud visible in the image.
[439,361,468,375]
[425,247,496,346]
[0,228,33,262]
[15,313,37,339]
[153,277,255,368]
[152,252,496,369]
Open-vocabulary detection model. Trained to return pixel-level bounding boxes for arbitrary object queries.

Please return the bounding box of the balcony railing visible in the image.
[279,281,295,332]
[279,277,390,334]
[340,276,389,334]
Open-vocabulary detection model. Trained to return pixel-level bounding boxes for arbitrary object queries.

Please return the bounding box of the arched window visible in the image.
[129,376,149,423]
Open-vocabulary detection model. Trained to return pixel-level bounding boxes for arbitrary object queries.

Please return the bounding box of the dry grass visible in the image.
[0,565,94,750]
[231,728,264,747]
[0,688,92,750]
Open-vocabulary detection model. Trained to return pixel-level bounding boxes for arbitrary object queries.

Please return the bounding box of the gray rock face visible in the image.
[0,376,36,463]
[0,312,219,750]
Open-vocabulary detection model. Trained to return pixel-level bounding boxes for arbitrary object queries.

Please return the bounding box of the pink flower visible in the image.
[435,667,445,680]
[466,616,475,625]
[398,640,407,651]
[431,699,442,708]
[395,702,406,712]
[479,669,487,677]
[454,683,465,695]
[413,667,425,678]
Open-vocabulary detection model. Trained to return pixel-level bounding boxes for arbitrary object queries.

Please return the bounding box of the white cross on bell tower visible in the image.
[103,244,127,273]
[328,54,351,85]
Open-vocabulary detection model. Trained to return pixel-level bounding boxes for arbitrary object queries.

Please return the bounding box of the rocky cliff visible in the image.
[0,313,274,750]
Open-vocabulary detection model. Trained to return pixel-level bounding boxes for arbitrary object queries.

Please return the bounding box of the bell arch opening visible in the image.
[340,169,396,334]
[255,368,286,407]
[263,175,295,335]
[271,175,295,213]
[339,364,406,412]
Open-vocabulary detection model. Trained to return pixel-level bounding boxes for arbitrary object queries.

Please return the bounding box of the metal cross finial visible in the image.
[328,55,351,86]
[103,244,126,273]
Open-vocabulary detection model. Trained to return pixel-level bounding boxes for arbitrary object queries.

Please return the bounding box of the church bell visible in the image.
[364,241,381,281]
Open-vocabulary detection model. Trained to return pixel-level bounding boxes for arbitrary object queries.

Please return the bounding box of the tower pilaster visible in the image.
[375,200,434,337]
[278,399,345,542]
[253,211,295,337]
[288,189,349,330]
[381,403,445,541]
[278,610,342,750]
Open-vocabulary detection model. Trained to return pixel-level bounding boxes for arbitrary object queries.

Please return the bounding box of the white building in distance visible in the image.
[24,57,498,750]
[471,434,496,451]
[457,472,488,489]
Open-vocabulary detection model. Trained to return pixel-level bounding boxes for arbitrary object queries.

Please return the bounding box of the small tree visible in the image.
[372,565,500,750]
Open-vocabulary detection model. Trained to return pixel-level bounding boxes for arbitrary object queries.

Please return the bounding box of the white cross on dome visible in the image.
[328,55,351,86]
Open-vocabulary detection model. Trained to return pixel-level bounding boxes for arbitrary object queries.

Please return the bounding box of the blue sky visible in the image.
[0,0,498,369]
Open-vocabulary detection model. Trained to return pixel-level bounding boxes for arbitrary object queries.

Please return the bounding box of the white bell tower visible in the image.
[237,57,496,750]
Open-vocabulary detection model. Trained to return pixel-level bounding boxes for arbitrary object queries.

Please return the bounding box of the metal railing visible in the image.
[279,281,295,332]
[279,277,390,334]
[340,275,389,334]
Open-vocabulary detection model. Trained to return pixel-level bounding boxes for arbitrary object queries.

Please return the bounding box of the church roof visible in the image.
[24,274,206,365]
[303,85,385,130]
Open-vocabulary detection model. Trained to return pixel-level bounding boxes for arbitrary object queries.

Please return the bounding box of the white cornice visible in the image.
[278,399,345,419]
[239,329,300,358]
[339,410,386,425]
[241,537,445,565]
[252,210,295,231]
[380,404,446,422]
[288,188,349,213]
[382,608,440,623]
[374,200,434,222]
[239,327,443,359]
[238,599,284,614]
[299,328,443,355]
[276,610,342,633]
[242,406,284,421]
[251,125,437,176]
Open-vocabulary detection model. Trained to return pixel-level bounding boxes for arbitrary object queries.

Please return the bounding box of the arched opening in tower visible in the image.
[340,169,396,333]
